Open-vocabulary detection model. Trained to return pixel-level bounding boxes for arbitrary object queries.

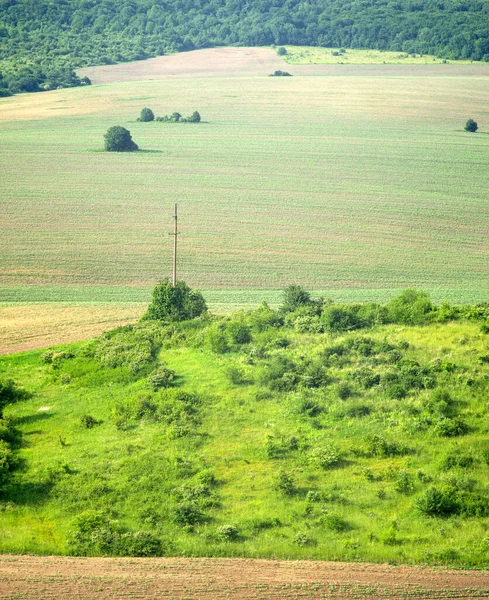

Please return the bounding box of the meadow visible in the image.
[2,290,489,567]
[1,48,489,350]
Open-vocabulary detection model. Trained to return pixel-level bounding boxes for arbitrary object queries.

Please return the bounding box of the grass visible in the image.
[1,61,489,309]
[280,46,483,65]
[2,299,489,566]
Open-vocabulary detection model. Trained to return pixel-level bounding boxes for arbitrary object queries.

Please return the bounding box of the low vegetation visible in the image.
[2,285,489,566]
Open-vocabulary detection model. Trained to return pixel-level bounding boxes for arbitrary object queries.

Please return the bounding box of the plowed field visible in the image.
[1,556,488,599]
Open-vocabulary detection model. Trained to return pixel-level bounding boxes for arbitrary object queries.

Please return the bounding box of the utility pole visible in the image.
[169,204,178,287]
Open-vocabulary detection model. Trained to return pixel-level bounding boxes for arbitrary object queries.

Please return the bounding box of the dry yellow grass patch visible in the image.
[0,303,145,354]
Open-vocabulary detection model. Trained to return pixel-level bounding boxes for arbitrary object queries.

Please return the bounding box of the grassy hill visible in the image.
[2,289,489,566]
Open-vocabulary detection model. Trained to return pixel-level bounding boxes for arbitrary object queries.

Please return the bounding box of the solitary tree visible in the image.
[281,284,311,312]
[143,279,207,322]
[464,118,478,132]
[277,47,287,56]
[188,110,201,123]
[104,126,139,152]
[139,107,154,122]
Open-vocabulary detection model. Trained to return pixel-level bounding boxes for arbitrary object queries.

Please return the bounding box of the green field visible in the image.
[2,58,489,310]
[2,295,489,565]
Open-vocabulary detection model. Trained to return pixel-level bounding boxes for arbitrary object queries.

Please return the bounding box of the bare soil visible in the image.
[78,47,489,84]
[0,555,488,599]
[78,47,285,84]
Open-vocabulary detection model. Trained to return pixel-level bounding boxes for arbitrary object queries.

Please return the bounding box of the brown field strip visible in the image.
[0,556,489,599]
[0,304,145,354]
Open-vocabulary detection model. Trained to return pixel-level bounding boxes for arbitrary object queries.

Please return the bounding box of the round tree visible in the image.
[144,279,207,322]
[104,126,139,152]
[139,107,154,122]
[277,46,287,56]
[189,110,201,123]
[464,118,478,132]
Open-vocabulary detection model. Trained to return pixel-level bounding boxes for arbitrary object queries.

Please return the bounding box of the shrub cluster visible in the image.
[138,108,202,123]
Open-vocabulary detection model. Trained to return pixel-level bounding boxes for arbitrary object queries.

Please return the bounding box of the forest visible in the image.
[1,0,489,94]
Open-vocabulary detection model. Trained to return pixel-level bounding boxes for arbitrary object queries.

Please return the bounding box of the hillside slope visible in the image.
[2,290,489,566]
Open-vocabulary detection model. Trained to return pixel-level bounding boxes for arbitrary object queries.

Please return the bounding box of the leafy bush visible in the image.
[433,417,469,437]
[207,324,230,354]
[277,46,287,55]
[365,435,410,458]
[226,365,247,385]
[415,487,459,517]
[270,70,292,76]
[139,107,154,122]
[80,414,102,429]
[311,445,341,469]
[104,126,138,152]
[337,381,353,400]
[148,366,176,390]
[0,379,29,417]
[394,471,415,494]
[228,321,252,344]
[323,514,350,532]
[440,448,475,470]
[144,279,207,322]
[68,511,162,556]
[464,118,478,132]
[281,284,312,312]
[173,501,205,525]
[217,524,239,541]
[386,289,433,325]
[273,470,296,496]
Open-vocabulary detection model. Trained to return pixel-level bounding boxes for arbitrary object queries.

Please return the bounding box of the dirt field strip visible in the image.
[0,304,145,355]
[0,556,489,599]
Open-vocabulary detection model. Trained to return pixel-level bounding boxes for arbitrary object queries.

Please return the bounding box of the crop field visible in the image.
[1,556,489,599]
[2,48,489,348]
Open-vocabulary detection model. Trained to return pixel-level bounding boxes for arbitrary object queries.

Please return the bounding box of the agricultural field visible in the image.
[2,555,489,599]
[1,47,489,350]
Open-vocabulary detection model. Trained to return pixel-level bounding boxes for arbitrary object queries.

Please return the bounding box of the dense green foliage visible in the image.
[1,0,489,94]
[3,288,489,564]
[139,107,155,122]
[144,279,207,322]
[104,126,139,152]
[465,118,478,132]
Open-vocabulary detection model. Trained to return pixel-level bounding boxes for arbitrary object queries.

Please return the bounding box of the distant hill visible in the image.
[0,0,488,93]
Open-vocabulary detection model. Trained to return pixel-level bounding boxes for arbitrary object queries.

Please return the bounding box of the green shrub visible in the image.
[365,435,410,458]
[337,381,353,400]
[0,379,29,417]
[415,487,458,517]
[293,532,315,546]
[277,46,287,56]
[311,446,341,469]
[80,414,102,429]
[144,279,207,322]
[104,126,138,152]
[440,448,475,470]
[228,321,252,344]
[226,365,247,385]
[207,325,230,354]
[394,471,415,494]
[433,417,468,437]
[323,514,350,532]
[139,107,154,122]
[173,501,205,525]
[148,366,176,390]
[217,524,239,541]
[273,470,295,496]
[464,118,478,132]
[386,289,433,325]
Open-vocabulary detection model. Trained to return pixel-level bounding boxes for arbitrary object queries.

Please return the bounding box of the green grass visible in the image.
[280,45,483,65]
[2,306,489,565]
[1,68,489,305]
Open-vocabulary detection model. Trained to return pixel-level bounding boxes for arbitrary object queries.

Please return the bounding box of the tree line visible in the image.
[1,0,489,94]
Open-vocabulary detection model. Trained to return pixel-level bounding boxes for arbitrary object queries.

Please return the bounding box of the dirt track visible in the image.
[1,556,489,599]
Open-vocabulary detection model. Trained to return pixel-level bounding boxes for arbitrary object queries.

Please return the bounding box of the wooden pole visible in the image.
[172,204,178,287]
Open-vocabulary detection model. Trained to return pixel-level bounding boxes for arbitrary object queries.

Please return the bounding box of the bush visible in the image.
[277,47,287,56]
[228,322,252,344]
[139,107,154,122]
[386,289,433,325]
[144,279,207,322]
[148,366,176,390]
[80,414,102,429]
[270,70,292,76]
[433,417,468,437]
[464,118,478,132]
[311,446,341,469]
[226,365,247,385]
[173,501,205,525]
[217,524,239,541]
[415,487,458,517]
[323,514,350,532]
[281,284,311,312]
[0,379,29,417]
[273,470,295,496]
[104,126,139,152]
[188,110,201,123]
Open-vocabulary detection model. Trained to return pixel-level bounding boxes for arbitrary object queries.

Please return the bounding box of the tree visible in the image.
[464,118,478,132]
[170,112,182,122]
[104,126,139,152]
[139,107,154,122]
[277,46,287,56]
[188,111,201,123]
[281,284,311,312]
[144,279,207,322]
